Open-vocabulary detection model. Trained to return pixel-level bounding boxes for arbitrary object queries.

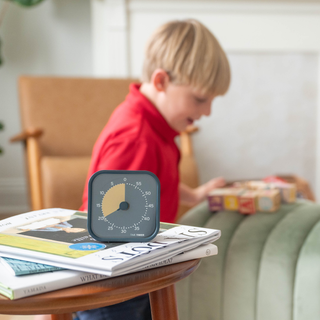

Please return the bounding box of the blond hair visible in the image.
[141,19,231,96]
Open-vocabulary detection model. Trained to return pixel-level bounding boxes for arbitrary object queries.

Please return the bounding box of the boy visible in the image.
[77,19,230,320]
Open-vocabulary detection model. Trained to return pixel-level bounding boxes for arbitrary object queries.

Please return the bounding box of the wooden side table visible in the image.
[0,259,200,320]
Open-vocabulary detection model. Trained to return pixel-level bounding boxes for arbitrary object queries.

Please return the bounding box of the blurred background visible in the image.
[0,0,319,214]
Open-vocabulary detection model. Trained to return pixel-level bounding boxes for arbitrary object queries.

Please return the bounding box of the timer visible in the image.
[87,170,160,242]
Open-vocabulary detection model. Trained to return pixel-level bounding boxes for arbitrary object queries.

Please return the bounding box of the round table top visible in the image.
[0,259,201,315]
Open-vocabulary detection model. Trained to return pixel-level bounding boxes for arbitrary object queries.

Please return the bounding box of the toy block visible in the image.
[272,183,297,203]
[263,175,287,184]
[238,191,259,214]
[257,189,281,212]
[207,189,228,211]
[232,181,248,189]
[280,183,296,203]
[223,188,245,211]
[247,180,268,190]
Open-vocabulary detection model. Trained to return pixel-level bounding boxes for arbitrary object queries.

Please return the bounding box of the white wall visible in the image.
[0,0,92,213]
[193,53,317,187]
[93,0,320,199]
[1,0,320,214]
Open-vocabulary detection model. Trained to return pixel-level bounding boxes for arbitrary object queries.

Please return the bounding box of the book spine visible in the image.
[11,272,109,300]
[141,244,217,270]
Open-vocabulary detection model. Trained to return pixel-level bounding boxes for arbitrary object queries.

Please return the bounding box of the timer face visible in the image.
[88,170,160,242]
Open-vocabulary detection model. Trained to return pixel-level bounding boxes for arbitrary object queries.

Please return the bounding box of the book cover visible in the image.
[0,208,220,276]
[0,256,64,276]
[0,243,217,300]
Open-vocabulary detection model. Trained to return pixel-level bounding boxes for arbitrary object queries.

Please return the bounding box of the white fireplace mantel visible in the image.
[91,0,320,200]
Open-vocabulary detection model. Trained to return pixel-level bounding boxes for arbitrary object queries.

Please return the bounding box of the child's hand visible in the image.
[203,177,226,191]
[196,177,226,202]
[179,177,226,207]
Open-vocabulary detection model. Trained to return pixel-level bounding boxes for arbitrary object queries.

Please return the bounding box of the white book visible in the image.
[0,208,220,277]
[0,243,217,300]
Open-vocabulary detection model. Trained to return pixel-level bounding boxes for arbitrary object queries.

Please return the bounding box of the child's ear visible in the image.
[152,69,170,92]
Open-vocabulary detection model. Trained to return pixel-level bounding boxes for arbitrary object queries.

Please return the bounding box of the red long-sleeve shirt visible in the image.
[80,84,180,223]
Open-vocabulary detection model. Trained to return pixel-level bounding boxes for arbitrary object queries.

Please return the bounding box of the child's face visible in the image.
[159,83,215,132]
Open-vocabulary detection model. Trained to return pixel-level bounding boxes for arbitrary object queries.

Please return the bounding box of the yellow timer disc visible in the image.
[102,183,125,217]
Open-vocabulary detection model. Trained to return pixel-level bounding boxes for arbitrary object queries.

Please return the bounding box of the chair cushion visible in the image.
[41,157,91,210]
[176,200,320,320]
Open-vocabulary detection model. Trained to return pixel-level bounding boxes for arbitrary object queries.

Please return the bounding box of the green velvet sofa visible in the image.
[176,199,320,320]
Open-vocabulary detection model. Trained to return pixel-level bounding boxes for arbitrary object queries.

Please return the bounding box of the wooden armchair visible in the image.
[11,76,200,216]
[11,77,136,211]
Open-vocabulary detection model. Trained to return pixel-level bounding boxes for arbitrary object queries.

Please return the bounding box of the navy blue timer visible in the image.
[87,170,160,242]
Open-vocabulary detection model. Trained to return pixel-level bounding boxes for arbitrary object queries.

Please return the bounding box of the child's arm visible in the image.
[179,177,225,207]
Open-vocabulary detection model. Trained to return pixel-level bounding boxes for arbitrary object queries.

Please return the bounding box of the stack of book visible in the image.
[0,208,220,300]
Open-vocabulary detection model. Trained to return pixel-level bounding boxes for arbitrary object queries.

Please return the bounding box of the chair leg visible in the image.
[51,313,73,320]
[149,285,179,320]
[27,137,43,210]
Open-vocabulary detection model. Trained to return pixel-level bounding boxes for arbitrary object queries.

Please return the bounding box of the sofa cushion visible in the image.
[176,200,320,320]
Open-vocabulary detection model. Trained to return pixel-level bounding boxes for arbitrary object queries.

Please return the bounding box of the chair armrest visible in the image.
[10,128,43,143]
[184,125,199,134]
[180,125,199,157]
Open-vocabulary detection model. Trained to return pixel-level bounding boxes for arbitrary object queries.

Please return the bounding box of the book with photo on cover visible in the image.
[0,256,64,276]
[1,242,217,276]
[0,208,220,277]
[0,243,217,300]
